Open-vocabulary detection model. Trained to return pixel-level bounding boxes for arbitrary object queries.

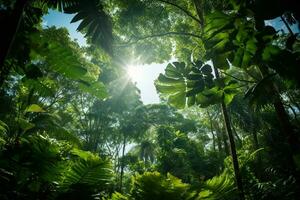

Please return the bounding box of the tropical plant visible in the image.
[0,133,113,200]
[130,171,198,200]
[0,0,112,86]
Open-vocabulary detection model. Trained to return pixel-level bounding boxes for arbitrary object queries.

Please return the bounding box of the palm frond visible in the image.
[45,0,113,54]
[43,0,79,12]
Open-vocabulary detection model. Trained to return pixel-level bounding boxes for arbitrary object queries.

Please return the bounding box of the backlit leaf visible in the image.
[25,104,45,113]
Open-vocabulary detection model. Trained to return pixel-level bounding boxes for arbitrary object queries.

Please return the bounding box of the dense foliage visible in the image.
[1,0,300,199]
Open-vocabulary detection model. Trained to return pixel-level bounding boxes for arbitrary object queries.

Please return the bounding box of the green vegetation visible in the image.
[1,0,300,199]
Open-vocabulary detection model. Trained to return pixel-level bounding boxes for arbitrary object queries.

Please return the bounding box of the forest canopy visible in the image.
[0,0,300,200]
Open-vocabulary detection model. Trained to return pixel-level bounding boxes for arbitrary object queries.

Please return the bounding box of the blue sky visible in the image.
[43,10,166,104]
[265,17,299,33]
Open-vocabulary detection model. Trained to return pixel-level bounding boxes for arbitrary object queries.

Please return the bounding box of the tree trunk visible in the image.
[119,136,126,191]
[258,65,300,198]
[207,111,216,151]
[231,121,242,146]
[192,0,245,198]
[214,67,245,200]
[211,129,216,151]
[0,0,28,87]
[215,121,230,156]
[273,99,300,153]
[220,101,245,200]
[258,66,300,155]
[251,127,263,177]
[216,129,223,153]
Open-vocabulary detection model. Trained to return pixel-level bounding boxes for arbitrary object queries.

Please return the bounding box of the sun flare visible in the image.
[127,65,143,82]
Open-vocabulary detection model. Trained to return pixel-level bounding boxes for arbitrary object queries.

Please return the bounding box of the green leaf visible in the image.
[56,65,88,80]
[70,12,86,23]
[165,63,182,78]
[76,17,92,32]
[186,85,205,97]
[201,64,213,75]
[155,84,184,94]
[224,92,236,105]
[60,158,113,190]
[131,172,193,200]
[202,170,236,200]
[17,118,35,132]
[246,38,257,55]
[187,96,196,107]
[262,45,281,61]
[0,120,8,135]
[205,11,232,36]
[168,92,186,109]
[78,81,108,99]
[111,192,129,200]
[232,48,244,67]
[199,190,212,198]
[25,104,45,113]
[157,74,184,85]
[196,87,223,107]
[195,93,211,107]
[71,148,97,161]
[212,55,229,70]
[172,62,186,73]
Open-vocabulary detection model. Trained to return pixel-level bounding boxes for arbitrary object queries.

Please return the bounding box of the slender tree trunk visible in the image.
[273,99,300,153]
[231,121,242,146]
[220,101,245,200]
[211,129,216,151]
[216,129,223,153]
[222,129,230,156]
[207,111,216,151]
[119,136,126,191]
[0,0,28,87]
[258,66,300,155]
[251,127,263,177]
[192,0,245,198]
[216,121,230,156]
[214,68,245,200]
[258,65,300,198]
[211,116,224,153]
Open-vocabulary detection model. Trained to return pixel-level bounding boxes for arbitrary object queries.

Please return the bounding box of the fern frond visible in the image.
[200,170,238,200]
[59,157,113,191]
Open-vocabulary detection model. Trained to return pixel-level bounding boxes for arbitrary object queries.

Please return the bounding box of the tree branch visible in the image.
[115,31,201,47]
[156,0,201,24]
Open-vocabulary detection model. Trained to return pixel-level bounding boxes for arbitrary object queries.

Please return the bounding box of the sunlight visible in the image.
[127,64,143,82]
